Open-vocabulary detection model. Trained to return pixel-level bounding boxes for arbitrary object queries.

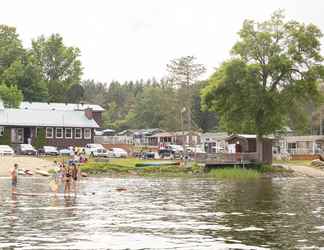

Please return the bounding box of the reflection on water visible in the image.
[1,176,324,249]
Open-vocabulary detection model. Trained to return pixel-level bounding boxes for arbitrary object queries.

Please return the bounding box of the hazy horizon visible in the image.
[1,0,324,83]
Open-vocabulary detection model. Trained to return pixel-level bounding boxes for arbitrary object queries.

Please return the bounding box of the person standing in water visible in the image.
[10,163,18,193]
[64,164,72,194]
[71,163,80,193]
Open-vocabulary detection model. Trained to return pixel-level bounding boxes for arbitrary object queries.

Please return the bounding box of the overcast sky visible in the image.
[1,0,323,83]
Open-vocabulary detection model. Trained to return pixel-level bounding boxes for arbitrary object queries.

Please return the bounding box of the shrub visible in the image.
[34,127,46,148]
[0,128,11,145]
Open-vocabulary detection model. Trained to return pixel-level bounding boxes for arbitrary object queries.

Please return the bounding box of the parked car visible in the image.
[38,146,59,156]
[16,144,38,155]
[0,145,14,155]
[141,151,155,159]
[84,143,113,157]
[158,149,174,159]
[59,148,73,156]
[169,144,184,153]
[111,147,128,158]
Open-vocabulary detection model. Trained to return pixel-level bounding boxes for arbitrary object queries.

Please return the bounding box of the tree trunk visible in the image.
[256,135,263,163]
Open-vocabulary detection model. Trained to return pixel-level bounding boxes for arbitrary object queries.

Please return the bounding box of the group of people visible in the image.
[9,160,81,195]
[52,161,81,194]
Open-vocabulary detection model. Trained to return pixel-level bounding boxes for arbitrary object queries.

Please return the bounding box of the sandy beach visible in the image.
[0,156,53,177]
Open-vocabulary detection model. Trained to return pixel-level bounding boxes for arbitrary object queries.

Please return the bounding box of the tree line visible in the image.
[0,25,217,132]
[1,10,324,139]
[82,77,218,132]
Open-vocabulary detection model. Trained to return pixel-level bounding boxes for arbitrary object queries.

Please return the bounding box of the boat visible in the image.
[18,169,26,176]
[135,161,180,167]
[35,169,50,176]
[24,169,33,176]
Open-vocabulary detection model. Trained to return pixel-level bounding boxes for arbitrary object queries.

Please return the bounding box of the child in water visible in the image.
[10,163,18,193]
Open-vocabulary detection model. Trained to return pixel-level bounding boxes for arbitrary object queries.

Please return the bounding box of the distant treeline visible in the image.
[0,25,217,132]
[82,78,218,132]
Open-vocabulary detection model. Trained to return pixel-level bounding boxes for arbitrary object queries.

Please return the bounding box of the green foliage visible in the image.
[0,128,11,145]
[0,25,24,75]
[167,56,207,132]
[81,76,218,132]
[31,34,82,102]
[0,84,23,108]
[81,80,108,105]
[202,10,324,137]
[65,84,84,103]
[34,127,46,149]
[0,25,48,102]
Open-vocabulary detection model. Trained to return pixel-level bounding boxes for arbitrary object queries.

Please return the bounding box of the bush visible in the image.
[34,127,46,148]
[0,128,11,145]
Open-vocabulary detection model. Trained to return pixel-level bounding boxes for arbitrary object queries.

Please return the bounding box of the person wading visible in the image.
[71,163,80,193]
[10,163,18,193]
[64,165,72,194]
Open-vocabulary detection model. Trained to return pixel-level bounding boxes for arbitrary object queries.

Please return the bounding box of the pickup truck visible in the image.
[84,143,113,158]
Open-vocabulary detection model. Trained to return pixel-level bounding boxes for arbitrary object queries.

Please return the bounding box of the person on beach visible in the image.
[10,163,18,193]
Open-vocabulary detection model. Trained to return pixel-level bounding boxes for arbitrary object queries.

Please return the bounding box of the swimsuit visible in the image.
[12,179,17,187]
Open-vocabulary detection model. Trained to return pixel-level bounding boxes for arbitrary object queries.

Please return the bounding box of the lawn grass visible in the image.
[80,158,184,175]
[207,168,261,179]
[44,157,292,179]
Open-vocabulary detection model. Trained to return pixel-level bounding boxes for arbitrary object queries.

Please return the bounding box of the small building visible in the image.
[276,135,324,155]
[173,131,201,146]
[226,134,273,164]
[20,102,105,127]
[201,132,228,153]
[148,132,175,146]
[0,101,104,148]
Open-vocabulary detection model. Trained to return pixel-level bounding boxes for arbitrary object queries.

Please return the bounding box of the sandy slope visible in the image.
[0,156,53,177]
[282,164,324,177]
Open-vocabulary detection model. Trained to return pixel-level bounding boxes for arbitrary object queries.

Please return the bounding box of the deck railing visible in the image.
[197,152,259,163]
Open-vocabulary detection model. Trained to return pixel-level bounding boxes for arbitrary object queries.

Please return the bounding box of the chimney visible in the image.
[85,108,93,120]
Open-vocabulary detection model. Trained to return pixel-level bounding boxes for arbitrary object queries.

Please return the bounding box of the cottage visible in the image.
[0,101,104,148]
[201,132,228,153]
[226,134,273,164]
[276,135,324,155]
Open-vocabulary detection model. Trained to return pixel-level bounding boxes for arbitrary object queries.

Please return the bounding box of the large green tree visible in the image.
[0,25,24,74]
[31,34,82,102]
[1,53,48,101]
[0,25,48,102]
[202,11,324,160]
[167,56,206,133]
[133,86,179,130]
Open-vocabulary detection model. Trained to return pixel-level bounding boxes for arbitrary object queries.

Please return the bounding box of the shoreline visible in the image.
[0,156,53,177]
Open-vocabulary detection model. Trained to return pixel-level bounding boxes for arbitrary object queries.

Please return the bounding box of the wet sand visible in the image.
[0,156,52,177]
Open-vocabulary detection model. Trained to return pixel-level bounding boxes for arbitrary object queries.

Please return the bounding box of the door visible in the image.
[11,128,24,143]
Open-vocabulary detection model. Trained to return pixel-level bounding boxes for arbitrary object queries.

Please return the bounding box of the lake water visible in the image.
[1,176,324,249]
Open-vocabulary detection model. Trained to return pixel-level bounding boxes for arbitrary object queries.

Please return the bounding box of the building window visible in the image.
[84,128,91,139]
[56,128,63,139]
[46,127,53,138]
[0,127,4,136]
[75,128,82,139]
[65,128,72,139]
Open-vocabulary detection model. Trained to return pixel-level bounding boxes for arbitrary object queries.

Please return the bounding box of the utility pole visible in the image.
[320,107,323,135]
[181,107,186,166]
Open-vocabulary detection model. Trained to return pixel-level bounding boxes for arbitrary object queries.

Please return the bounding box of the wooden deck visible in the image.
[197,152,259,170]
